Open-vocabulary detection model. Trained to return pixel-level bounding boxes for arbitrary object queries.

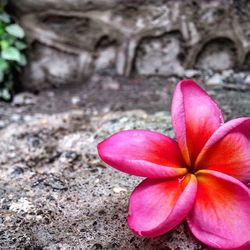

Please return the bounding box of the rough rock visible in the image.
[0,109,203,250]
[8,0,250,90]
[12,92,37,106]
[1,75,250,249]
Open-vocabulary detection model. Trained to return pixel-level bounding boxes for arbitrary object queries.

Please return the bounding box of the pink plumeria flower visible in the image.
[97,80,250,250]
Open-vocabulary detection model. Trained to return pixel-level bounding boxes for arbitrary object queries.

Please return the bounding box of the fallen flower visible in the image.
[97,80,250,250]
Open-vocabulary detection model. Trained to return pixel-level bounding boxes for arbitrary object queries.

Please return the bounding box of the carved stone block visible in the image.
[9,0,250,89]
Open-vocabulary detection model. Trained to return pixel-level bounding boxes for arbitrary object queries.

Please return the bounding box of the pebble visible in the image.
[206,73,223,85]
[113,187,127,193]
[9,198,34,213]
[244,75,250,84]
[233,72,246,84]
[47,91,55,97]
[10,114,22,122]
[10,166,24,177]
[12,92,36,106]
[23,115,33,122]
[0,120,6,128]
[71,96,81,105]
[60,151,80,163]
[221,69,234,79]
[184,69,200,78]
[28,136,41,148]
[102,106,111,113]
[102,81,120,90]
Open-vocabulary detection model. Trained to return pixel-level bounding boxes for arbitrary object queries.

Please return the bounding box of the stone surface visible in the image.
[0,109,201,250]
[8,0,250,90]
[1,76,250,249]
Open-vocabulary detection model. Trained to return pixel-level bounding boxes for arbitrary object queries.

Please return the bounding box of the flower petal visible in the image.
[229,242,250,250]
[98,130,187,178]
[172,80,223,165]
[195,118,250,183]
[128,174,197,237]
[187,170,250,249]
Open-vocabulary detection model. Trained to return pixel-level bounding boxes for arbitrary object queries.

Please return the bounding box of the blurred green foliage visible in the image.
[0,0,27,101]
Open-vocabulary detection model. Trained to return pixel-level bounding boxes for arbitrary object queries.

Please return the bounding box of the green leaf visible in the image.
[0,13,10,23]
[0,40,9,49]
[0,70,3,82]
[0,58,9,71]
[0,88,11,101]
[18,54,27,66]
[14,40,27,50]
[4,35,16,46]
[6,24,25,39]
[1,46,21,62]
[0,25,4,36]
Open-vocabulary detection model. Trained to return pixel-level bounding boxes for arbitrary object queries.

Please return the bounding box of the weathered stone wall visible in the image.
[9,0,250,89]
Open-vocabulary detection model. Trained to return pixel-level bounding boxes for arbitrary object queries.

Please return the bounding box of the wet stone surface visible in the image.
[1,76,250,249]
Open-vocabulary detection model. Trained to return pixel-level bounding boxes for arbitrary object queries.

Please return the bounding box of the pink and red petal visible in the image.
[172,80,223,165]
[128,174,197,237]
[228,242,250,250]
[98,130,187,178]
[195,118,250,183]
[187,170,250,249]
